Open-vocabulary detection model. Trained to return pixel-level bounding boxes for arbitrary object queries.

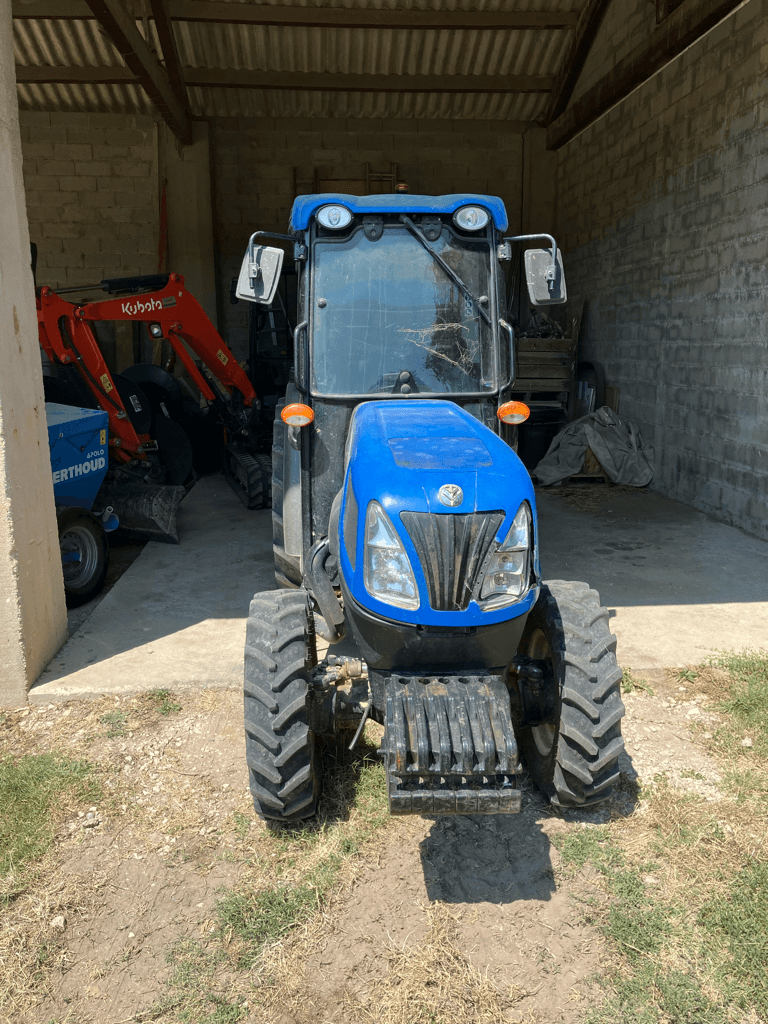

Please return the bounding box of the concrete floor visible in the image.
[30,475,768,702]
[32,475,274,701]
[536,486,768,670]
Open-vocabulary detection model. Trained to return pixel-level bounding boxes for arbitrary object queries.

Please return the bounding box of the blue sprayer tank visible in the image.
[45,403,110,509]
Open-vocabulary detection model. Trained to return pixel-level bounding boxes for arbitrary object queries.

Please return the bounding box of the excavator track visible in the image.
[223,443,272,509]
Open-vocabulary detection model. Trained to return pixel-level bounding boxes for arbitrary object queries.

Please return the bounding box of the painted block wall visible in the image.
[19,111,159,291]
[556,0,768,539]
[211,116,525,359]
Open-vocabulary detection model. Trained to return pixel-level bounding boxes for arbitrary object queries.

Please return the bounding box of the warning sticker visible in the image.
[217,349,229,366]
[100,374,113,393]
[130,395,142,412]
[100,429,106,445]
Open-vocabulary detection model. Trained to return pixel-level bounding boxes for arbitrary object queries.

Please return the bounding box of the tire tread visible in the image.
[519,580,626,808]
[243,589,319,821]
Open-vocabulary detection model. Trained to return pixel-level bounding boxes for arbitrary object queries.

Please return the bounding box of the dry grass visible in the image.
[242,902,522,1024]
[570,652,768,1023]
[614,779,767,904]
[0,868,107,1023]
[344,903,521,1024]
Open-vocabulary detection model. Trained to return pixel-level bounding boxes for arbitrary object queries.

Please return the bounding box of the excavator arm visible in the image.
[38,272,270,518]
[37,288,147,463]
[72,273,258,408]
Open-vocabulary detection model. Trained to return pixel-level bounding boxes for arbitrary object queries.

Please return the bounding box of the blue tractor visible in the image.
[237,194,625,821]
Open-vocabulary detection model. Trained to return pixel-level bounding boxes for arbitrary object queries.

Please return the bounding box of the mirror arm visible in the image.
[504,233,558,293]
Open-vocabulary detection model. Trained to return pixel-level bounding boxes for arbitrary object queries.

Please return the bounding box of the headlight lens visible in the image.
[316,204,352,230]
[480,502,531,606]
[453,205,490,231]
[364,501,419,609]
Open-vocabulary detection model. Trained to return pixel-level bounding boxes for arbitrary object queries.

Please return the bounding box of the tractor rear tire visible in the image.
[243,589,320,821]
[516,580,625,808]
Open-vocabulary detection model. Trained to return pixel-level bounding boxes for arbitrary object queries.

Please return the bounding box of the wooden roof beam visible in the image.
[166,2,578,29]
[148,0,188,110]
[547,0,745,150]
[80,0,193,142]
[12,0,578,29]
[185,68,553,93]
[16,64,554,94]
[16,64,133,82]
[544,0,612,125]
[28,0,192,142]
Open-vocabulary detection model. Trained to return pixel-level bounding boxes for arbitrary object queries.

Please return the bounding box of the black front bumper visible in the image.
[339,575,529,674]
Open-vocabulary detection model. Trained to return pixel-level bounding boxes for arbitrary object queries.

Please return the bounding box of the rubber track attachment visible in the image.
[519,580,626,808]
[224,444,272,510]
[243,589,319,821]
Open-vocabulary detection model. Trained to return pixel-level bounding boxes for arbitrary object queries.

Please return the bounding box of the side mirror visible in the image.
[523,248,567,306]
[236,241,284,304]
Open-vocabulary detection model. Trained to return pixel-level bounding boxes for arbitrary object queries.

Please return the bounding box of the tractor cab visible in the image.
[238,194,565,587]
[238,195,624,824]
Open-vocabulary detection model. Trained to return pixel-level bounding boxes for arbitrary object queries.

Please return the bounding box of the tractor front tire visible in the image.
[517,581,625,808]
[244,589,320,821]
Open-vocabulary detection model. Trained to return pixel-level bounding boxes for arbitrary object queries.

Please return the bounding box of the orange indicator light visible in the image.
[497,401,530,425]
[281,403,315,427]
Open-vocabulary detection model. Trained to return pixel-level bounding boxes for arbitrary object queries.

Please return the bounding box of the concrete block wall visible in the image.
[211,116,525,359]
[557,0,768,539]
[20,111,159,290]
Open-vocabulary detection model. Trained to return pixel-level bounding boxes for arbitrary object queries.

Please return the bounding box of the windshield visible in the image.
[311,225,495,396]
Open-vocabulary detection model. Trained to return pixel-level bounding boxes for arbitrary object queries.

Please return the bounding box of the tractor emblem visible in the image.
[438,484,463,507]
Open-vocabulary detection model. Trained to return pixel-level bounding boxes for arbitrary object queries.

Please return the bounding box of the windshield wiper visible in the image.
[400,214,492,327]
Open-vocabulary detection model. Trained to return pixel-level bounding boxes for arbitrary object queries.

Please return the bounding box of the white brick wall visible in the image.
[212,115,526,359]
[557,0,768,539]
[21,112,159,290]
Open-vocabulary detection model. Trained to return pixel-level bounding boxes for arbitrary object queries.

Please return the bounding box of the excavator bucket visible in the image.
[95,480,185,544]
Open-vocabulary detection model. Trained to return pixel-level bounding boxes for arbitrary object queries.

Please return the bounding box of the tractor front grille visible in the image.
[400,510,504,611]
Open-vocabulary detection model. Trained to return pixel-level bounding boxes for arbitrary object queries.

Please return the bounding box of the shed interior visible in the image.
[10,0,768,546]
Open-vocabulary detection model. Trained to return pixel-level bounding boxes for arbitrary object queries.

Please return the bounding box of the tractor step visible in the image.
[382,674,522,816]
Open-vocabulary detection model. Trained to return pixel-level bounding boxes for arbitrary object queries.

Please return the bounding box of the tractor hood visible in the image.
[337,400,540,628]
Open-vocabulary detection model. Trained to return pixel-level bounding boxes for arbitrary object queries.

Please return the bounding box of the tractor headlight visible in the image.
[453,205,490,231]
[479,502,531,607]
[364,501,419,610]
[316,204,352,230]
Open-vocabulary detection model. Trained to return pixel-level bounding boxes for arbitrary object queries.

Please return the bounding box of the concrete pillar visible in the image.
[0,0,68,707]
[158,120,218,328]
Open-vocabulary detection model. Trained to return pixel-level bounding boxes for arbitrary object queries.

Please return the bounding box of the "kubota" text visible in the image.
[121,298,162,315]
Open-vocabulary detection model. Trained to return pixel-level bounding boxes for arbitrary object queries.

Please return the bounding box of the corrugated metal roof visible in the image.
[170,25,569,77]
[14,1,579,120]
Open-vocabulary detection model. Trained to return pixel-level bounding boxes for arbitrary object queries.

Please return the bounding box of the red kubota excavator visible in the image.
[37,272,270,542]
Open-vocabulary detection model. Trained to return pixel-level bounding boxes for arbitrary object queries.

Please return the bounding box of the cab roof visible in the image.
[289,193,508,232]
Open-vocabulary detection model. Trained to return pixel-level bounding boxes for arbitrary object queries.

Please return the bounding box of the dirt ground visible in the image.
[0,671,728,1024]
